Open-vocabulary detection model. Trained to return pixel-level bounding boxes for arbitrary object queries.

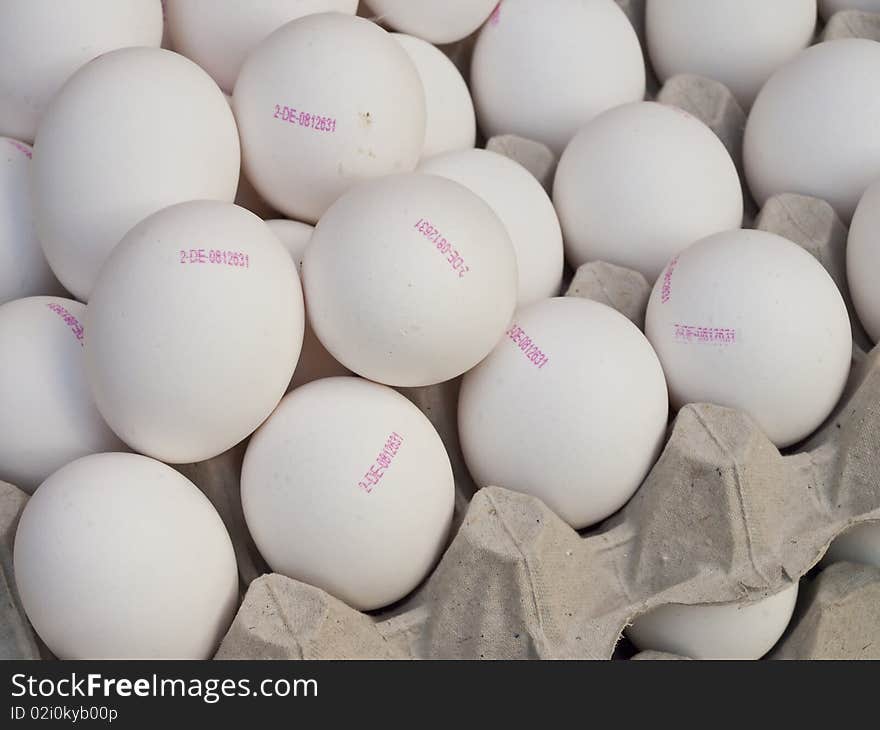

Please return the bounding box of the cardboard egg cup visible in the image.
[3,3,880,661]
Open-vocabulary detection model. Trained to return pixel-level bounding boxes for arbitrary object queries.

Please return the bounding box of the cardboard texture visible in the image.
[772,562,880,660]
[564,261,651,330]
[485,135,557,191]
[822,10,880,41]
[0,481,41,659]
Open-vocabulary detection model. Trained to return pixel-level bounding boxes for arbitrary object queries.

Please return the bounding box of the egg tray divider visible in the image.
[4,5,880,662]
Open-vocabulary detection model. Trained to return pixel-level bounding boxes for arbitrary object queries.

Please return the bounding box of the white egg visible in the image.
[646,0,817,109]
[819,0,880,20]
[33,47,240,301]
[471,0,645,155]
[233,13,426,223]
[646,230,852,448]
[744,39,880,222]
[419,148,563,306]
[0,0,163,142]
[392,33,476,160]
[0,297,124,493]
[265,219,351,390]
[86,201,304,464]
[458,297,669,529]
[303,173,517,387]
[846,179,880,343]
[553,102,743,282]
[0,138,63,304]
[627,584,799,660]
[14,453,238,659]
[242,377,454,611]
[166,0,359,93]
[822,522,880,568]
[365,0,498,44]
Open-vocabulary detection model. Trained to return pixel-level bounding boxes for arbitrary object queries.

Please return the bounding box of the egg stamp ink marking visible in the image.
[490,2,502,25]
[6,139,31,159]
[413,219,470,278]
[273,104,337,133]
[46,302,84,346]
[179,249,250,268]
[358,432,404,494]
[507,323,549,368]
[674,323,736,345]
[660,255,679,304]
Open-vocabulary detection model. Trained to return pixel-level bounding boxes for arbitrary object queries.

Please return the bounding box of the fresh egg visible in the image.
[819,0,880,20]
[392,33,476,159]
[166,0,359,94]
[0,139,63,304]
[85,201,304,464]
[265,219,351,389]
[233,13,426,223]
[0,297,124,493]
[303,173,517,387]
[0,0,163,142]
[241,376,454,611]
[627,584,799,660]
[365,0,498,44]
[822,522,880,568]
[33,47,240,301]
[13,452,238,659]
[646,0,817,109]
[744,39,880,222]
[846,179,880,343]
[553,101,743,282]
[458,297,669,529]
[471,0,645,155]
[646,230,852,448]
[419,148,563,306]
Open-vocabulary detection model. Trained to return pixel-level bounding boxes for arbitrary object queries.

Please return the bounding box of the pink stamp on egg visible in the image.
[46,303,84,346]
[179,248,250,268]
[674,323,736,345]
[6,139,31,159]
[490,2,502,25]
[507,323,549,368]
[358,432,404,494]
[413,218,470,278]
[660,255,678,304]
[273,104,337,133]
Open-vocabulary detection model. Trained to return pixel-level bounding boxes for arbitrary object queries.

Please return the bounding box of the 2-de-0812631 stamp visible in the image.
[358,432,404,494]
[179,249,250,268]
[413,219,470,278]
[673,323,737,345]
[273,104,337,133]
[506,323,550,368]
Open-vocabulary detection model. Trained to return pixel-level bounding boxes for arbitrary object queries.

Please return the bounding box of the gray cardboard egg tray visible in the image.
[3,4,880,661]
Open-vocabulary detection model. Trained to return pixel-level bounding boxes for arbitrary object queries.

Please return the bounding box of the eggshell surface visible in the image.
[0,297,124,493]
[86,201,304,463]
[627,584,799,660]
[303,173,517,386]
[458,297,669,529]
[0,138,63,304]
[646,230,852,448]
[33,47,240,300]
[365,0,498,44]
[233,13,426,223]
[846,179,880,343]
[471,0,645,154]
[553,102,743,282]
[646,0,817,108]
[241,377,455,611]
[13,453,238,659]
[744,39,880,221]
[419,148,562,306]
[0,0,163,142]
